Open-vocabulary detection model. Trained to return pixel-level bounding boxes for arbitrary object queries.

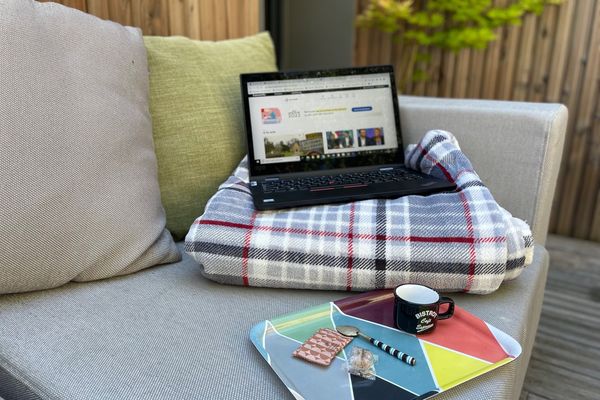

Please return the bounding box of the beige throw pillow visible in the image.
[0,0,180,294]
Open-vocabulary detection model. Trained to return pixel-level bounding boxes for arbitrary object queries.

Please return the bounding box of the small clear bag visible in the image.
[346,346,378,380]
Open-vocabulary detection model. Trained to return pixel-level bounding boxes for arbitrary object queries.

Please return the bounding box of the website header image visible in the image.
[357,127,385,147]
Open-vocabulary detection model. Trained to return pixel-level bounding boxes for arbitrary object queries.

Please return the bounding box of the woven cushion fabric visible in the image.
[0,0,180,294]
[0,242,549,400]
[144,33,277,240]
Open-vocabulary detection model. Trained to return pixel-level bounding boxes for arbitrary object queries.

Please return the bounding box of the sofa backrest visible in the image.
[399,96,567,245]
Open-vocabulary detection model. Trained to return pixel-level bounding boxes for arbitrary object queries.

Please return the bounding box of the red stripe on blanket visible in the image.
[459,192,477,292]
[196,220,505,244]
[346,203,356,291]
[417,142,477,291]
[241,211,258,286]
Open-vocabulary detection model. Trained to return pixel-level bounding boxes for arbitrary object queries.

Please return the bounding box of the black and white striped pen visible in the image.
[336,325,417,366]
[366,335,416,366]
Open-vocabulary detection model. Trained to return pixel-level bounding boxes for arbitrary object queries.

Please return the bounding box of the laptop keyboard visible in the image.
[261,168,424,193]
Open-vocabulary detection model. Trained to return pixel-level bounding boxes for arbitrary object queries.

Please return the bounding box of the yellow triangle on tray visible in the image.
[422,341,512,390]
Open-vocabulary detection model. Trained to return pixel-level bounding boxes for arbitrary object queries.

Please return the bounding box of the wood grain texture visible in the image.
[354,0,600,242]
[183,0,202,39]
[572,2,600,239]
[245,0,260,37]
[168,0,187,36]
[496,24,520,100]
[213,0,228,41]
[46,0,260,39]
[512,13,536,101]
[453,48,470,98]
[592,190,600,241]
[467,48,485,99]
[439,51,456,98]
[481,31,502,99]
[425,47,442,97]
[108,0,132,26]
[225,0,240,39]
[528,6,556,102]
[198,0,216,40]
[86,0,109,19]
[521,235,600,399]
[485,0,509,99]
[554,0,597,236]
[59,0,87,11]
[547,0,578,232]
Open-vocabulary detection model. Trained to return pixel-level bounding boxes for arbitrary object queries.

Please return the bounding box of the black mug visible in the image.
[393,284,455,334]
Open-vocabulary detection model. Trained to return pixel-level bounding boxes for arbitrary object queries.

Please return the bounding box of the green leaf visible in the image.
[355,0,563,83]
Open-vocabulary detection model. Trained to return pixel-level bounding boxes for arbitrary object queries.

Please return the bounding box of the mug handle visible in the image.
[438,297,455,320]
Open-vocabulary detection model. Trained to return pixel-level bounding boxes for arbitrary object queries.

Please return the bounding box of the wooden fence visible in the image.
[42,0,260,39]
[355,0,600,242]
[37,1,600,241]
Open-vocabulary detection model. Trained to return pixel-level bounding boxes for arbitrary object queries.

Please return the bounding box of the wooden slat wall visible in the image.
[355,0,600,242]
[43,0,260,39]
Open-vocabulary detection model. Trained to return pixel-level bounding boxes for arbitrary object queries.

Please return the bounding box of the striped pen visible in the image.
[336,325,416,366]
[370,336,416,366]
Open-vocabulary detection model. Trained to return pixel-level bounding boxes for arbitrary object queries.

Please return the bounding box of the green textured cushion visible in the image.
[144,33,277,240]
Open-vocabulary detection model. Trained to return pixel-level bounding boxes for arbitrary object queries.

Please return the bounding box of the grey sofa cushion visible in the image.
[0,243,548,400]
[0,0,180,294]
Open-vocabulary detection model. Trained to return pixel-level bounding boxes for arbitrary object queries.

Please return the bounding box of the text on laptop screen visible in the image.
[246,73,399,166]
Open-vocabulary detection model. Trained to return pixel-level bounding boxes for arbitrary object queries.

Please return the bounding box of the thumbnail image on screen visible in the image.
[357,127,385,147]
[264,132,324,158]
[326,130,355,150]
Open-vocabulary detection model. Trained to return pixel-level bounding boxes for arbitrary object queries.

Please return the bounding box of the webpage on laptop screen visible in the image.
[247,73,398,165]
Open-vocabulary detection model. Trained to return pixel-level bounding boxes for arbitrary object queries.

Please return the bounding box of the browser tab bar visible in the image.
[247,73,391,96]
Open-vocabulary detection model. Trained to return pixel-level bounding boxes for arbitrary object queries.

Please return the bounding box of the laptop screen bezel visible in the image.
[240,65,404,177]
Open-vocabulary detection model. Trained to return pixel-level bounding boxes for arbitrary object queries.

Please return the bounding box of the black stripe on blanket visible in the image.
[414,134,448,166]
[375,199,387,288]
[457,181,486,190]
[217,186,251,196]
[506,256,526,271]
[188,241,505,275]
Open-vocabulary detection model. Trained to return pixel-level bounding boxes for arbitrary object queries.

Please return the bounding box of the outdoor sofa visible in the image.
[0,0,567,400]
[0,95,566,399]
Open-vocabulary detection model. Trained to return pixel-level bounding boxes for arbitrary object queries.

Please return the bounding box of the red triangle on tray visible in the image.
[334,290,509,363]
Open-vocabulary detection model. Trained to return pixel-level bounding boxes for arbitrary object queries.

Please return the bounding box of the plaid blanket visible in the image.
[185,130,533,294]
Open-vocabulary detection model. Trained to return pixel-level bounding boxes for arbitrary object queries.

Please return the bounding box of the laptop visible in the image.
[240,65,455,211]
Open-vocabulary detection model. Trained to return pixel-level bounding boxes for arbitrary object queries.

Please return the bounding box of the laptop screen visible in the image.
[241,66,404,176]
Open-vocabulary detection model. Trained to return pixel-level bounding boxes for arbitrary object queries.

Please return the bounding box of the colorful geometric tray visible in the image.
[250,290,521,400]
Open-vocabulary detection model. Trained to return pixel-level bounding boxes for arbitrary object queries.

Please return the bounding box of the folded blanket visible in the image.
[185,131,533,294]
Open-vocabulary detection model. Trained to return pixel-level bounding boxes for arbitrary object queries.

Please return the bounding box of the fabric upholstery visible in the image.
[0,242,548,400]
[186,131,533,294]
[398,96,567,245]
[144,33,277,240]
[0,0,180,294]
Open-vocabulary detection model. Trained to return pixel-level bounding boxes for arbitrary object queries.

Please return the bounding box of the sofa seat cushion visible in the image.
[0,243,548,400]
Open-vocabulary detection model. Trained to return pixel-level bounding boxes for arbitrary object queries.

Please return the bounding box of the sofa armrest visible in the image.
[399,96,567,245]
